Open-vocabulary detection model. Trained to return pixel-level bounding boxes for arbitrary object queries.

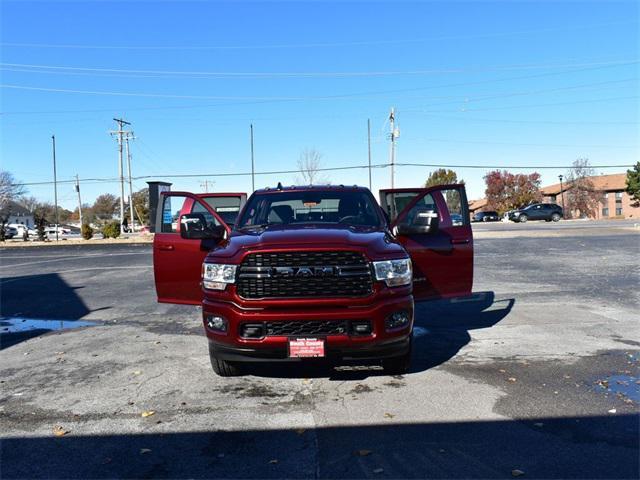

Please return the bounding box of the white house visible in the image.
[1,201,35,228]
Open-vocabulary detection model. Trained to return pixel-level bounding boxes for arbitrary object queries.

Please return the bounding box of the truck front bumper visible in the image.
[202,295,414,363]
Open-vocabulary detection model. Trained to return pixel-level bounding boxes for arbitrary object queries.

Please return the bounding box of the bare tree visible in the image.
[296,148,326,185]
[17,195,41,213]
[565,158,600,218]
[0,171,26,241]
[0,170,26,211]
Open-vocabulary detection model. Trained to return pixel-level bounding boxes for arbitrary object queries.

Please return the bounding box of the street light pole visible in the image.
[558,174,566,219]
[51,135,59,242]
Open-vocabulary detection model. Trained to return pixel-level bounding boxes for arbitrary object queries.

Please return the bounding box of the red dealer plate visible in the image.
[288,338,325,358]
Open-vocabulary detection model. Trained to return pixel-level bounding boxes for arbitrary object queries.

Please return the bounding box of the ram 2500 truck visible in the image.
[153,184,473,376]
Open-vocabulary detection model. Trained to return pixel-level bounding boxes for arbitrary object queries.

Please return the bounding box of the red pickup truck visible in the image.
[153,184,473,376]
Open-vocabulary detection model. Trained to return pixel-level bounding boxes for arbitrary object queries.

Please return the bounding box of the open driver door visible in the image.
[153,191,245,305]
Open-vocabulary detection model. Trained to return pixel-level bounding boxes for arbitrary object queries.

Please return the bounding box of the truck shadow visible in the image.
[250,291,513,379]
[1,414,637,479]
[0,273,107,350]
[411,291,514,372]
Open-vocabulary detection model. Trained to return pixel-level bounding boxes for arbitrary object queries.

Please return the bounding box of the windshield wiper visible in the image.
[237,223,270,231]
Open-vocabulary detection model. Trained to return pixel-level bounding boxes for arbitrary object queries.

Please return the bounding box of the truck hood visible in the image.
[207,225,407,260]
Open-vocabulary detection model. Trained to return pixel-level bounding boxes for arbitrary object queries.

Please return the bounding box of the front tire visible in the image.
[209,344,242,377]
[518,214,528,223]
[551,213,561,222]
[382,338,412,375]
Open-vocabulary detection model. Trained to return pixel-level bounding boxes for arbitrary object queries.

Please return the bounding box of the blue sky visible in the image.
[1,0,638,210]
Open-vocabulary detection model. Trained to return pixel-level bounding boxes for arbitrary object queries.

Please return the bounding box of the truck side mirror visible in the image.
[180,214,225,240]
[397,209,439,236]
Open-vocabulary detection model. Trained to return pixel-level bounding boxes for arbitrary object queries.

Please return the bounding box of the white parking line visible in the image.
[0,266,152,284]
[2,252,149,268]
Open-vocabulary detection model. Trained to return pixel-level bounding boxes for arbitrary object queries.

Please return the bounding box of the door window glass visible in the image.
[160,195,189,233]
[439,188,468,226]
[191,201,222,229]
[384,192,421,222]
[400,194,438,227]
[201,196,242,226]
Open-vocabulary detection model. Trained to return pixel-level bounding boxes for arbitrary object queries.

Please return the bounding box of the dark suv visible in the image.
[472,211,500,222]
[509,203,563,223]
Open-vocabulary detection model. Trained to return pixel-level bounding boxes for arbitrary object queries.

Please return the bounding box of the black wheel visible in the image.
[551,213,561,222]
[382,339,412,375]
[209,344,242,377]
[518,214,528,223]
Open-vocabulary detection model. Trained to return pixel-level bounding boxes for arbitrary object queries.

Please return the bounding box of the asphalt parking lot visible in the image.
[1,221,639,479]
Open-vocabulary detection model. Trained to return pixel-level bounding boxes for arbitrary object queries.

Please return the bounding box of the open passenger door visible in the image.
[153,191,245,305]
[379,184,473,301]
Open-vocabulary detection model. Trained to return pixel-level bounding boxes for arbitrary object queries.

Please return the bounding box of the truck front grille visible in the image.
[236,251,373,299]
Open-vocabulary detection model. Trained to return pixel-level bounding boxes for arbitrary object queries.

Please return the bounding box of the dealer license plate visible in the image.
[288,338,325,358]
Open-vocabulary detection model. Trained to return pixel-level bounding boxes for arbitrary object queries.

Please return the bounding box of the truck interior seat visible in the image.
[268,205,295,224]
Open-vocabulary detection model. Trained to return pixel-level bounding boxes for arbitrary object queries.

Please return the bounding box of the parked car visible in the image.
[2,226,18,239]
[472,211,500,222]
[450,213,464,226]
[8,224,29,236]
[153,184,473,376]
[45,225,71,235]
[509,203,563,223]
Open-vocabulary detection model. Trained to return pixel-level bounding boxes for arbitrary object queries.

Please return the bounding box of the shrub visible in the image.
[33,214,47,241]
[81,223,94,240]
[102,221,121,239]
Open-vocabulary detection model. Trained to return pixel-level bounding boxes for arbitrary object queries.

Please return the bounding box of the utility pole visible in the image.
[111,118,132,235]
[250,123,255,192]
[75,174,83,227]
[125,136,135,231]
[367,119,372,190]
[200,180,214,192]
[51,135,59,242]
[389,108,399,189]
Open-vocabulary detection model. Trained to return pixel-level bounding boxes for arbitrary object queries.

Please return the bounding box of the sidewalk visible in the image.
[0,234,154,248]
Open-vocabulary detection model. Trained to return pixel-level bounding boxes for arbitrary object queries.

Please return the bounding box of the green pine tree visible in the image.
[626,161,640,207]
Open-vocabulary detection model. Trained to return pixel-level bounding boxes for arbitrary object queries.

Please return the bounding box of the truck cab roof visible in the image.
[254,184,368,194]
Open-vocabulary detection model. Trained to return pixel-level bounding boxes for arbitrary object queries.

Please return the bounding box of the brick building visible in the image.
[541,173,639,220]
[468,198,488,215]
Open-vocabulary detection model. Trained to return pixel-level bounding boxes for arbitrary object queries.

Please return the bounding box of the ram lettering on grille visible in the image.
[237,251,373,299]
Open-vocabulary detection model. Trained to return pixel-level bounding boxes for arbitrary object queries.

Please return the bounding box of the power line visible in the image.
[11,161,635,188]
[439,95,639,112]
[3,63,637,115]
[398,78,638,111]
[1,87,636,109]
[1,20,634,50]
[405,113,639,126]
[1,59,636,78]
[400,137,637,149]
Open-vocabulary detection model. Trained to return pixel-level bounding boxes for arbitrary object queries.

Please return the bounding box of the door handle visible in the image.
[451,238,470,245]
[158,244,175,251]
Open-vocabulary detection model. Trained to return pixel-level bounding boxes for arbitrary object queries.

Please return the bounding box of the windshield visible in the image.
[237,190,382,229]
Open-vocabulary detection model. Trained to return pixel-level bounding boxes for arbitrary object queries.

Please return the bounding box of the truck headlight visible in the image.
[202,263,237,290]
[373,258,412,287]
